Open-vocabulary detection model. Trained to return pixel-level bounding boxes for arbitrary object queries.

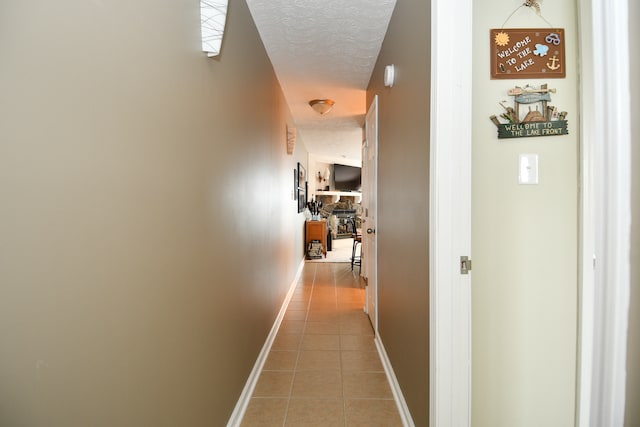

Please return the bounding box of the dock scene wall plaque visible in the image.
[491,28,566,79]
[490,83,568,139]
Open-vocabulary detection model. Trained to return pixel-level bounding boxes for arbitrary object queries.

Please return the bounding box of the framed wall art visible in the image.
[297,183,307,213]
[297,163,307,213]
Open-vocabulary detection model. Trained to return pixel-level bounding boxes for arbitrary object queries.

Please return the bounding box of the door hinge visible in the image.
[460,256,472,274]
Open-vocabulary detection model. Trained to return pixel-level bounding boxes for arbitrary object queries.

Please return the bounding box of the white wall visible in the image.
[308,155,333,194]
[472,2,579,426]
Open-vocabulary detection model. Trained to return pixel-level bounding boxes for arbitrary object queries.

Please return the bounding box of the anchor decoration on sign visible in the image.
[490,83,569,139]
[546,55,561,71]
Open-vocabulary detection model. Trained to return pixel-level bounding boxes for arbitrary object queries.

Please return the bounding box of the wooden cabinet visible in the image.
[305,220,327,258]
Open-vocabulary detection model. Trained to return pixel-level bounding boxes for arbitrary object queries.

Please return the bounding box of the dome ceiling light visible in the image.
[308,99,335,115]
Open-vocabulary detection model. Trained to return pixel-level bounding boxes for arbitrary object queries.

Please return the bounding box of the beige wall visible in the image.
[626,0,640,425]
[472,2,578,426]
[308,155,333,195]
[367,2,431,426]
[0,1,306,425]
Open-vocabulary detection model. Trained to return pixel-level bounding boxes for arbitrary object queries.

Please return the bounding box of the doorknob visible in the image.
[366,228,376,234]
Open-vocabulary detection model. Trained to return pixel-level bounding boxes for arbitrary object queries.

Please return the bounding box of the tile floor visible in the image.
[240,262,403,426]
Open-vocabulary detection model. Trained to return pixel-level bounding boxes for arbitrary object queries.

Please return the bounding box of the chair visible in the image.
[349,217,362,272]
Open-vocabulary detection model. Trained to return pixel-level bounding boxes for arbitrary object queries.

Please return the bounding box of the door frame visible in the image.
[429,0,473,425]
[577,0,632,425]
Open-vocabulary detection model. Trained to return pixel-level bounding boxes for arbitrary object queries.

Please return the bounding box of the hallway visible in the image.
[240,263,403,426]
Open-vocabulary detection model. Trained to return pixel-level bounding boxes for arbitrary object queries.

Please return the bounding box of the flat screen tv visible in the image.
[333,164,362,192]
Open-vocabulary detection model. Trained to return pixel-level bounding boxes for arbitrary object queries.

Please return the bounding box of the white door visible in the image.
[363,96,378,332]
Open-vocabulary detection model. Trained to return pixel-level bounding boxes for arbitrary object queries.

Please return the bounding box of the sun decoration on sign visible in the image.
[494,31,510,46]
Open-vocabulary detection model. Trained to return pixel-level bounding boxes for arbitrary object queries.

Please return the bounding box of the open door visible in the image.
[363,95,378,332]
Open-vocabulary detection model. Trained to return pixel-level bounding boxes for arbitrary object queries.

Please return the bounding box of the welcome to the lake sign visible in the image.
[490,28,566,79]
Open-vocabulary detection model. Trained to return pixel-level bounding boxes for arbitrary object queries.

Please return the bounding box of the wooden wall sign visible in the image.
[497,120,568,138]
[490,28,565,79]
[490,83,569,139]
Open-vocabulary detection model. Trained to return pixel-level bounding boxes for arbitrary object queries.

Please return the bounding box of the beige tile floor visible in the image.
[241,262,403,427]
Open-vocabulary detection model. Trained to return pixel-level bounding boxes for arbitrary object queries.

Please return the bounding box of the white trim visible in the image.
[375,335,415,427]
[429,0,473,426]
[577,1,597,424]
[577,0,632,426]
[226,260,305,427]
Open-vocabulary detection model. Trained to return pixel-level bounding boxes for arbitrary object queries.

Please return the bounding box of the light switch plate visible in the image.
[518,154,539,185]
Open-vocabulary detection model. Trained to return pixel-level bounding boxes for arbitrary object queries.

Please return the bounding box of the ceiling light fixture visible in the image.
[309,99,335,115]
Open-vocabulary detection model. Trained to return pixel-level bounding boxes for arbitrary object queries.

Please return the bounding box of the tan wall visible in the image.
[367,2,431,426]
[472,2,579,426]
[0,1,306,425]
[626,0,640,425]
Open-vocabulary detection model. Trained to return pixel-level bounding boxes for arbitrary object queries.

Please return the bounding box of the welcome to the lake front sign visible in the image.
[490,83,569,139]
[497,120,568,139]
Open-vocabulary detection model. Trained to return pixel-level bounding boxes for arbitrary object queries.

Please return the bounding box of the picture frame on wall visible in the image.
[298,186,306,213]
[297,163,307,213]
[297,162,306,187]
[294,169,298,200]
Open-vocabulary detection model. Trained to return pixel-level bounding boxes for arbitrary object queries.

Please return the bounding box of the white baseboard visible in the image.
[226,259,306,427]
[375,335,415,427]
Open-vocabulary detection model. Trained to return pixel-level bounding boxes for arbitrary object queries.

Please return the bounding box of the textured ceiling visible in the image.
[246,0,396,164]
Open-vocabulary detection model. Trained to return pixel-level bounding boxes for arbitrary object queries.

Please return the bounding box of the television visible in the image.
[333,164,362,192]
